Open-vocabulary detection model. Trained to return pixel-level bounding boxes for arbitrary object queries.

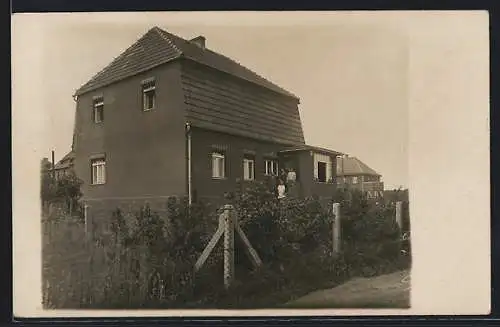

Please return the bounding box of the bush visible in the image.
[41,169,84,217]
[43,183,411,309]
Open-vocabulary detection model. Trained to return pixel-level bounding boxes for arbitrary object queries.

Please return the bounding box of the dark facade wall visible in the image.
[180,60,305,146]
[190,127,286,205]
[293,151,337,199]
[73,62,187,207]
[190,128,338,205]
[281,151,310,198]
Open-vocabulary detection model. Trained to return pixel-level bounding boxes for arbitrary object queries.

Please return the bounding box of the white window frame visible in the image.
[212,152,225,179]
[352,176,358,184]
[91,158,106,185]
[93,98,104,123]
[142,80,156,111]
[264,159,278,176]
[243,157,255,181]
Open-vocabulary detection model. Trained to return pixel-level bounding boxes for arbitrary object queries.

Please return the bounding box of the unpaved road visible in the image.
[283,269,410,308]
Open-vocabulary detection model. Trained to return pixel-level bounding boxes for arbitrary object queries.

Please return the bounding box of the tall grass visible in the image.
[42,187,411,309]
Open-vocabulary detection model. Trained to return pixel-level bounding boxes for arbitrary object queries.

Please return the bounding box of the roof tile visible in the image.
[336,156,381,176]
[75,26,298,99]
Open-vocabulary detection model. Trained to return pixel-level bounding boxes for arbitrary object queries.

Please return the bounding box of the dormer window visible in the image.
[92,97,104,123]
[142,79,156,111]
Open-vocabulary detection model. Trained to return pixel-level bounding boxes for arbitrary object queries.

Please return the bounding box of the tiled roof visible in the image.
[74,26,298,99]
[54,151,75,170]
[336,156,381,176]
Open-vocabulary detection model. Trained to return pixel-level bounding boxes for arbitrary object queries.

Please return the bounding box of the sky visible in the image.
[38,14,409,189]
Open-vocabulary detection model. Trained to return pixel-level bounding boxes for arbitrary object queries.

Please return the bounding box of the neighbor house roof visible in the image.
[336,156,381,176]
[74,26,298,99]
[54,151,75,170]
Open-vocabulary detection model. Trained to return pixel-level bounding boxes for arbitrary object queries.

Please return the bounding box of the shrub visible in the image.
[43,182,411,309]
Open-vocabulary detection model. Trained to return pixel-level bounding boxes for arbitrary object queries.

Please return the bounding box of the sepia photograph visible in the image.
[12,11,489,317]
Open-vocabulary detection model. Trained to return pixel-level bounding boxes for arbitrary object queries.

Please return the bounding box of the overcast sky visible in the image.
[37,14,411,189]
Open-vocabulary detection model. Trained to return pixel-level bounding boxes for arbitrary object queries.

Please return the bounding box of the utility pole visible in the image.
[51,150,55,180]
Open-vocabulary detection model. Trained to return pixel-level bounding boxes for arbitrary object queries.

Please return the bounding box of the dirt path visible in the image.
[283,269,411,309]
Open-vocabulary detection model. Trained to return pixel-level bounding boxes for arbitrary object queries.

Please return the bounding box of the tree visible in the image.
[40,158,83,215]
[41,158,56,205]
[54,171,83,204]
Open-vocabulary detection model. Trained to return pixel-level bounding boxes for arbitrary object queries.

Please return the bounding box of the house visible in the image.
[53,151,75,180]
[40,152,74,180]
[336,155,384,199]
[71,26,342,210]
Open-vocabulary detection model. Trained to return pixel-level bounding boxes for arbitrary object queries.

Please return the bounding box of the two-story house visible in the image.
[336,155,384,199]
[71,26,342,210]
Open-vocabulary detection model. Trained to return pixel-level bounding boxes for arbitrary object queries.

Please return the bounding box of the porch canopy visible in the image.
[278,145,344,157]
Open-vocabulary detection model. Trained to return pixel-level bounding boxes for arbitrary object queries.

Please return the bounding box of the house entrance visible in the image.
[317,161,327,182]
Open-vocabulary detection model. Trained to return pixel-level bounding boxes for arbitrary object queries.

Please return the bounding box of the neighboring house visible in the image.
[53,151,75,180]
[336,155,384,199]
[71,26,342,210]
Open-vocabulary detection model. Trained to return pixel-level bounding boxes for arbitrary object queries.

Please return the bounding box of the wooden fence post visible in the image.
[332,202,341,256]
[223,204,235,289]
[395,201,403,232]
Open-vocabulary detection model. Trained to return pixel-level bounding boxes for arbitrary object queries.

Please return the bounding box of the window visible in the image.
[142,79,156,111]
[93,97,104,123]
[265,159,278,176]
[352,176,358,184]
[91,158,106,185]
[212,152,225,179]
[313,153,332,183]
[243,157,255,180]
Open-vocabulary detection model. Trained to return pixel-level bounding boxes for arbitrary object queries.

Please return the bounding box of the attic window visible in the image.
[92,97,104,123]
[142,79,156,111]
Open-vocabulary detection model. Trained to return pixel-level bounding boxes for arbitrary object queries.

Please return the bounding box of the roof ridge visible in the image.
[155,26,298,99]
[355,157,380,176]
[75,26,300,99]
[153,27,182,55]
[74,28,158,96]
[354,157,364,175]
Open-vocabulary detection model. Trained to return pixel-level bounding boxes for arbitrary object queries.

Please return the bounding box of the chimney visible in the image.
[190,36,206,49]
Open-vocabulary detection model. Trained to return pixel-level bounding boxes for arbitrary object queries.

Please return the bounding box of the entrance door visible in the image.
[317,161,327,182]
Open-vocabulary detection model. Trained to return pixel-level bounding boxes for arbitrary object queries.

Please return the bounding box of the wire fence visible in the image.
[42,199,411,309]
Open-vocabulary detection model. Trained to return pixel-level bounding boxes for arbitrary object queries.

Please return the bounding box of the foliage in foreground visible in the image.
[42,182,411,309]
